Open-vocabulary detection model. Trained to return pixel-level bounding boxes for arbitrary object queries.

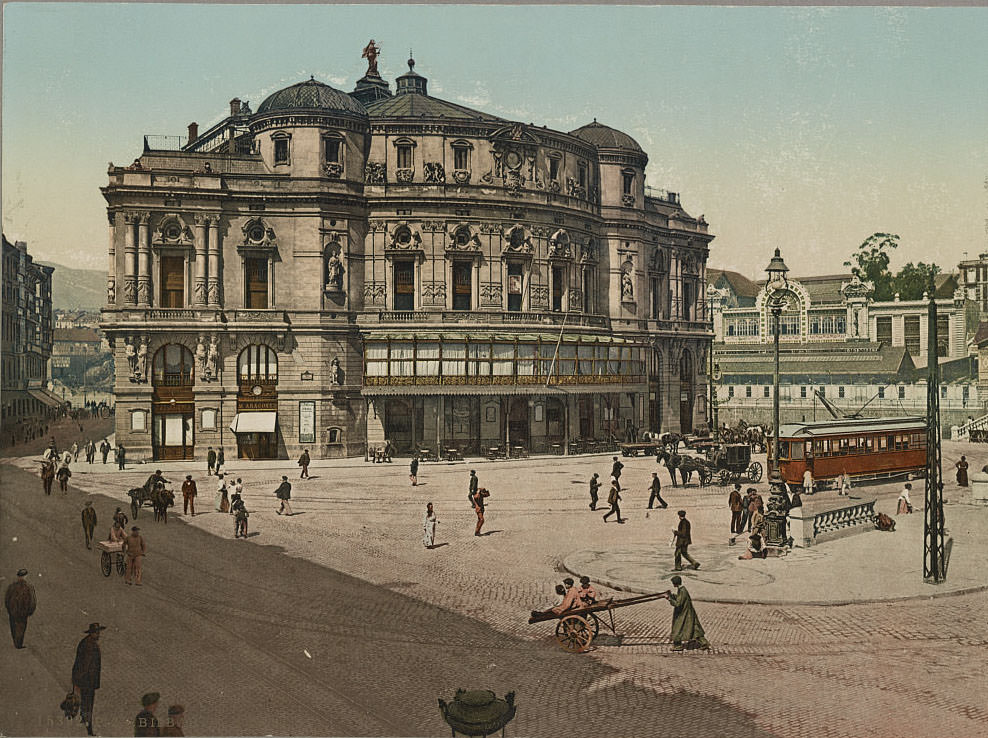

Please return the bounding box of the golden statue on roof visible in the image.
[362,40,381,77]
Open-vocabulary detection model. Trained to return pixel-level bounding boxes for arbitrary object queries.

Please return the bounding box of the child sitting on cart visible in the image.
[107,521,126,544]
[531,578,582,618]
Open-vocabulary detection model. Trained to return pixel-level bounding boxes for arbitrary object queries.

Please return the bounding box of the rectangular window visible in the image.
[878,386,885,399]
[397,145,412,169]
[791,442,805,461]
[507,263,523,312]
[551,266,564,312]
[453,147,469,171]
[469,342,491,376]
[940,385,947,398]
[578,162,587,188]
[518,343,536,376]
[623,172,633,195]
[898,385,905,399]
[904,316,921,355]
[728,386,734,398]
[492,342,514,376]
[650,277,660,320]
[582,268,592,313]
[549,157,560,182]
[274,138,289,164]
[819,386,826,398]
[937,315,950,357]
[159,255,184,308]
[416,341,439,377]
[452,262,472,310]
[393,261,414,311]
[245,257,269,309]
[763,386,770,398]
[441,342,467,376]
[876,316,892,344]
[324,138,341,164]
[745,386,752,398]
[800,386,807,398]
[838,386,845,399]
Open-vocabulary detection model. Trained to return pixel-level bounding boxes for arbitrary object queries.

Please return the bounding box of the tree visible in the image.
[844,233,899,301]
[892,262,941,301]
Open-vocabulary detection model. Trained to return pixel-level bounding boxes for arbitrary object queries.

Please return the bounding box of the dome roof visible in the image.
[256,78,367,117]
[569,120,643,153]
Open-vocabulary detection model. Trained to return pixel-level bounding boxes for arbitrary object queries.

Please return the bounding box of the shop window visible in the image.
[245,257,269,309]
[159,255,185,308]
[393,261,415,311]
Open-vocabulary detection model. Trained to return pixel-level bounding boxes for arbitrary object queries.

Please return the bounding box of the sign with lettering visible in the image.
[299,401,315,444]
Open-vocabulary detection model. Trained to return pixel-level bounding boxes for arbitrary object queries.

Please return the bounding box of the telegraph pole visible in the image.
[924,293,946,583]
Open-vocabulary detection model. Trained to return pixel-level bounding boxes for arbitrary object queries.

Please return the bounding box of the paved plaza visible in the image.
[2,440,988,737]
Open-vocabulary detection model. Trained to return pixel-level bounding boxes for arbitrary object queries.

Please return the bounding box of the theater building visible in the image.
[100,47,713,461]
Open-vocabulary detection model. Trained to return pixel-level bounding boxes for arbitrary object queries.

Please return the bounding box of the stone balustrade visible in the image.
[788,498,877,547]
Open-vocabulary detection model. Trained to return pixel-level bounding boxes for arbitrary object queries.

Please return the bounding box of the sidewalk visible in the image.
[563,493,988,605]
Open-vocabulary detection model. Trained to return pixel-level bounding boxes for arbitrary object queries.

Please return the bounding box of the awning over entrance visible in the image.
[229,412,277,433]
[27,389,64,408]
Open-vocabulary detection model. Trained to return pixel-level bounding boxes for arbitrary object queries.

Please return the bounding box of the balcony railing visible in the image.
[365,373,643,387]
[375,310,609,328]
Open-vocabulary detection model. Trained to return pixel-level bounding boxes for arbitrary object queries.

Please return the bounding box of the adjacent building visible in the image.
[708,268,979,427]
[99,47,713,462]
[2,234,60,438]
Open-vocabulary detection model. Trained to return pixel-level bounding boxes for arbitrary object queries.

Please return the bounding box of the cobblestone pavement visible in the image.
[4,446,988,737]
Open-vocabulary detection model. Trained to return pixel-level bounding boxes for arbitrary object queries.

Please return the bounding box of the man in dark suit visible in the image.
[206,447,216,476]
[610,457,624,490]
[135,692,161,736]
[648,472,668,509]
[5,568,37,648]
[673,510,700,571]
[73,622,105,736]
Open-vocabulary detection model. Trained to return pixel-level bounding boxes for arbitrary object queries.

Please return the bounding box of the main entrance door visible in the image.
[508,398,530,449]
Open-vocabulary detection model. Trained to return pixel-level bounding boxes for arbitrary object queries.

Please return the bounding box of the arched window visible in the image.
[680,350,693,380]
[152,344,194,386]
[238,345,278,384]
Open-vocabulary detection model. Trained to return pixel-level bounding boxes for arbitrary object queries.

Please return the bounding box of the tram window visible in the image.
[912,432,925,447]
[848,437,858,453]
[879,436,888,450]
[791,443,804,461]
[865,436,875,452]
[813,439,825,457]
[859,437,867,452]
[778,441,789,459]
[835,438,849,455]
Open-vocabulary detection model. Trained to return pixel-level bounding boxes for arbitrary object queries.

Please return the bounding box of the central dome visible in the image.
[256,78,367,117]
[569,120,643,153]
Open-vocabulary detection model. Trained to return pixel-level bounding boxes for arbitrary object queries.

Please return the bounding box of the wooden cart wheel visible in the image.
[748,461,763,482]
[100,551,112,577]
[718,469,731,486]
[555,615,594,653]
[116,554,126,576]
[588,613,601,639]
[131,497,139,520]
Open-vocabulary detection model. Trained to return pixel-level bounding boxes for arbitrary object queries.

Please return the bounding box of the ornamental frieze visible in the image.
[423,162,446,184]
[364,161,386,184]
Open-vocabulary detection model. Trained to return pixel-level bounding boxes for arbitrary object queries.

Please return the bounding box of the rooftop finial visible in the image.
[362,39,381,77]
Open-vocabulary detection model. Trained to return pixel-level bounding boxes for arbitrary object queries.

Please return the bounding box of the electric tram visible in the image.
[773,416,928,486]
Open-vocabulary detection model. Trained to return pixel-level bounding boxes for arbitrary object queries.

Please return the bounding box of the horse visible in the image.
[151,486,175,523]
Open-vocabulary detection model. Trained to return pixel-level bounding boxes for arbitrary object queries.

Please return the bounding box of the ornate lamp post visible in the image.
[706,283,720,440]
[764,248,790,547]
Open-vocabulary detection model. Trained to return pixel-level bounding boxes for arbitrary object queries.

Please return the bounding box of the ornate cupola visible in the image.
[395,55,428,96]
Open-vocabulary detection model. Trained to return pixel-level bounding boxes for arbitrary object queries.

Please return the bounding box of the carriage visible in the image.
[709,443,763,485]
[96,540,126,577]
[528,591,671,653]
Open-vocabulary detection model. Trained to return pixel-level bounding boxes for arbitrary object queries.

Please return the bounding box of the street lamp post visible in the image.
[706,283,720,440]
[764,248,790,547]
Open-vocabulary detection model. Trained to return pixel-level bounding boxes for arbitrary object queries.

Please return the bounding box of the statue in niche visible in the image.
[136,280,150,305]
[123,280,136,304]
[194,280,206,304]
[206,336,220,380]
[107,278,115,304]
[125,336,137,377]
[135,336,149,382]
[330,357,344,386]
[621,272,634,302]
[326,249,345,292]
[195,335,207,377]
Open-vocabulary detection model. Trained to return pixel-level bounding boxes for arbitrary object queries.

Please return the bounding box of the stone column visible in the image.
[106,212,117,306]
[137,212,151,306]
[207,215,221,307]
[194,215,208,306]
[123,213,138,305]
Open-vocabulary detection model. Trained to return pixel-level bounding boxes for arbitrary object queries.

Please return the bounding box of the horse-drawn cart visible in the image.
[528,591,670,653]
[709,443,763,485]
[96,540,126,577]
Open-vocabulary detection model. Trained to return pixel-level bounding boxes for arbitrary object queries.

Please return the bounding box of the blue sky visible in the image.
[3,4,986,277]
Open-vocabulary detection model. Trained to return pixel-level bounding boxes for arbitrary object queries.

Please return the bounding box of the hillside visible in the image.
[38,262,107,310]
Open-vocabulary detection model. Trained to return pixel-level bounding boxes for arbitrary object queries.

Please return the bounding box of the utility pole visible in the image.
[924,293,946,583]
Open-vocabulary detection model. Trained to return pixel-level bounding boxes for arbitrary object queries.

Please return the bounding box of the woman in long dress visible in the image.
[897,484,913,515]
[955,456,969,487]
[423,503,438,548]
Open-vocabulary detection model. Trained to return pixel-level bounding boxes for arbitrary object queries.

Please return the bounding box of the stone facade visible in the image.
[100,51,713,461]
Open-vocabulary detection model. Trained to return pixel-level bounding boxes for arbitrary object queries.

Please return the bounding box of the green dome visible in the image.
[256,78,367,117]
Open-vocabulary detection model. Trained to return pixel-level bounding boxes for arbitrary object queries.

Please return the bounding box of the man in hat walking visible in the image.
[206,446,216,476]
[648,472,668,509]
[181,475,197,516]
[610,456,624,490]
[662,575,710,651]
[275,475,293,515]
[135,692,161,736]
[82,501,98,549]
[4,568,37,648]
[602,478,625,523]
[729,484,744,535]
[72,622,105,736]
[123,526,147,585]
[588,472,601,510]
[100,438,111,464]
[298,448,311,479]
[673,510,700,571]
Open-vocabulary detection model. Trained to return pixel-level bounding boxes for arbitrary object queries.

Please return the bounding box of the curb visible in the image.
[561,564,988,607]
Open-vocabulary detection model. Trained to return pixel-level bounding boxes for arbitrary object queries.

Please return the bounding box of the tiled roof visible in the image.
[707,268,761,298]
[569,121,643,153]
[54,327,101,343]
[715,343,915,380]
[256,78,368,117]
[365,93,505,122]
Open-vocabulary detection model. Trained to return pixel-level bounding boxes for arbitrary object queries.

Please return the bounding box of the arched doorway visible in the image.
[679,350,694,433]
[151,344,194,460]
[236,345,279,459]
[648,348,662,433]
[508,398,530,449]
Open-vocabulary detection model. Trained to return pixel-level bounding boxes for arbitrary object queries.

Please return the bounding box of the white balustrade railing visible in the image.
[789,498,877,547]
